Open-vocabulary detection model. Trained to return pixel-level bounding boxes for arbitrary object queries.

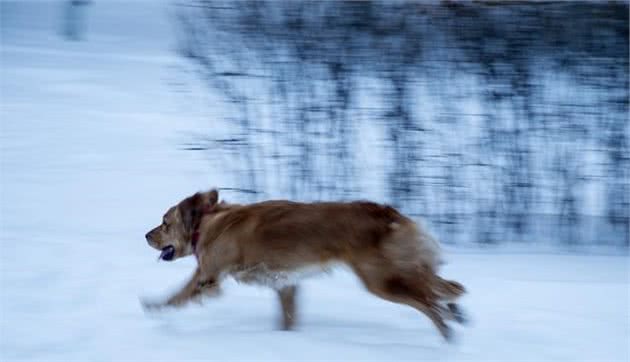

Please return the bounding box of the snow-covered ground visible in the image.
[1,2,628,361]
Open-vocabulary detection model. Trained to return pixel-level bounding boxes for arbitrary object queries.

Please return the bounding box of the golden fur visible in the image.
[144,189,466,340]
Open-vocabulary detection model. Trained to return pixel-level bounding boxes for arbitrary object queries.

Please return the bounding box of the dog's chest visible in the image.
[230,263,333,290]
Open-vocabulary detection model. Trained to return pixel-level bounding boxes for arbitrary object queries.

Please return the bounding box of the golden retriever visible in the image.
[143,189,466,340]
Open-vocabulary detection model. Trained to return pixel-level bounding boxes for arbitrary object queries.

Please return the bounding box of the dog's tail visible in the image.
[433,277,466,301]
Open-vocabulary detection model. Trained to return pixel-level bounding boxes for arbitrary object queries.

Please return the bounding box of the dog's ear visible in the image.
[207,189,218,206]
[180,189,219,232]
[180,192,203,232]
[198,189,218,211]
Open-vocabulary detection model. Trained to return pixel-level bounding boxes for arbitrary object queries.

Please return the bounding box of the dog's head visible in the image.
[145,189,219,261]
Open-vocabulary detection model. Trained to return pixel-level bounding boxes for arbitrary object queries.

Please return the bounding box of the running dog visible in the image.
[143,189,466,340]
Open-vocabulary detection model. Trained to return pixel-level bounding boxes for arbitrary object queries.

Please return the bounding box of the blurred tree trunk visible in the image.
[62,0,91,41]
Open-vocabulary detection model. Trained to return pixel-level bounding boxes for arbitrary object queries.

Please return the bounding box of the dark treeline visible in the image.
[173,1,629,247]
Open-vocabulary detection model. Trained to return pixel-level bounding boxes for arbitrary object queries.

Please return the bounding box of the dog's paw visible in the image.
[447,303,470,325]
[140,298,165,312]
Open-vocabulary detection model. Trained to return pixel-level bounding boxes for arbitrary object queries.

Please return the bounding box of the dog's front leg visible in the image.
[142,268,219,310]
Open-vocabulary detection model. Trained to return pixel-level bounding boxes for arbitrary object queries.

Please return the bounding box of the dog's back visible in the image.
[202,200,442,273]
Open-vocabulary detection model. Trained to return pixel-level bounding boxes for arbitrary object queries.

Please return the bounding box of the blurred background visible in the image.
[171,1,629,248]
[1,1,628,361]
[3,1,627,248]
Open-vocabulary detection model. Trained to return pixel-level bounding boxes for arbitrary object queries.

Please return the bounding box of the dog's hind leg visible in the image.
[383,275,452,341]
[351,261,452,341]
[277,285,298,330]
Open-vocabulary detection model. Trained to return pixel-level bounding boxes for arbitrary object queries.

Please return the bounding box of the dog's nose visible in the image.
[145,232,152,243]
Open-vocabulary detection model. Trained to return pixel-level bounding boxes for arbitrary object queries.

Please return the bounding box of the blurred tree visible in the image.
[174,0,628,247]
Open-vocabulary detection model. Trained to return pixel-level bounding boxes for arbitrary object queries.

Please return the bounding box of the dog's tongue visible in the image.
[160,245,175,261]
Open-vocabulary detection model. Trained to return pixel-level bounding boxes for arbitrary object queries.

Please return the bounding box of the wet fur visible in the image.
[144,190,466,340]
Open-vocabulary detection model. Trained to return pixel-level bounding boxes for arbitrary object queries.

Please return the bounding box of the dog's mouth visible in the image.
[159,245,176,261]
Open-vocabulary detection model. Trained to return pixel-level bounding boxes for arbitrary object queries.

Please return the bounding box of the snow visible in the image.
[1,2,629,361]
[1,247,628,362]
